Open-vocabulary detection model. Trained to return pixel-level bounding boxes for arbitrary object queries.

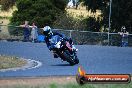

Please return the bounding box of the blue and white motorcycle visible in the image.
[50,35,79,66]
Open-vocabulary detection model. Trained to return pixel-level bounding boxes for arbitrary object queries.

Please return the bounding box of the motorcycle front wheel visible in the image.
[63,51,79,66]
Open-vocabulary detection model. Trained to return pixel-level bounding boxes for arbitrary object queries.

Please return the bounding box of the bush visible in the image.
[82,17,101,32]
[53,12,87,30]
[10,0,67,27]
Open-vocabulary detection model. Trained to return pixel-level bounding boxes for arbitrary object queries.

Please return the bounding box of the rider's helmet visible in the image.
[122,26,126,30]
[43,26,53,37]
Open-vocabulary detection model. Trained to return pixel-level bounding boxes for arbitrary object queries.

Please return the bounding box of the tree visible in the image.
[82,0,132,32]
[83,17,101,32]
[10,0,67,27]
[0,0,15,11]
[53,12,87,30]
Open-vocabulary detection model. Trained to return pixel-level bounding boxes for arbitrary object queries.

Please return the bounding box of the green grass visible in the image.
[63,82,132,88]
[49,84,58,88]
[0,82,132,88]
[0,55,27,69]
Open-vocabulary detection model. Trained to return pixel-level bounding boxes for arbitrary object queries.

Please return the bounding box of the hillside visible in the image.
[66,3,101,19]
[0,6,17,18]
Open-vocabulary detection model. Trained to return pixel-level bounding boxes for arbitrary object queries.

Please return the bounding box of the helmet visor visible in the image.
[43,30,51,36]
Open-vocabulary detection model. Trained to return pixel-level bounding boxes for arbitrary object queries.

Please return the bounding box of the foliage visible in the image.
[10,0,67,27]
[53,12,87,30]
[82,0,132,33]
[83,17,101,32]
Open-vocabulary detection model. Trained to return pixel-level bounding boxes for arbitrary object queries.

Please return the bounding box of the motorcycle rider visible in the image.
[118,26,129,47]
[43,25,78,58]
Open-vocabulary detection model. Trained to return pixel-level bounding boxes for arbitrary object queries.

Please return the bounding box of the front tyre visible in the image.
[74,57,79,64]
[70,56,79,65]
[63,51,79,66]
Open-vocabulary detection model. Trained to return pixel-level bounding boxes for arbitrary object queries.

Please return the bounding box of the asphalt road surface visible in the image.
[0,41,132,77]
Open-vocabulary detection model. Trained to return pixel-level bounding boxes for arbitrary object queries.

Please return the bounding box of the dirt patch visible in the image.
[0,76,76,86]
[0,55,27,69]
[0,55,42,72]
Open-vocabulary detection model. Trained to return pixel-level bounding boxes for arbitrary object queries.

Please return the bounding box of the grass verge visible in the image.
[0,82,131,88]
[0,55,27,69]
[0,77,131,88]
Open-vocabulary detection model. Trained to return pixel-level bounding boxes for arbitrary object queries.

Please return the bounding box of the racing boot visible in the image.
[53,51,59,58]
[53,53,58,58]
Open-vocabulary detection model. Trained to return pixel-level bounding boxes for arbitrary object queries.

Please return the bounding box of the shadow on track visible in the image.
[51,63,71,66]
